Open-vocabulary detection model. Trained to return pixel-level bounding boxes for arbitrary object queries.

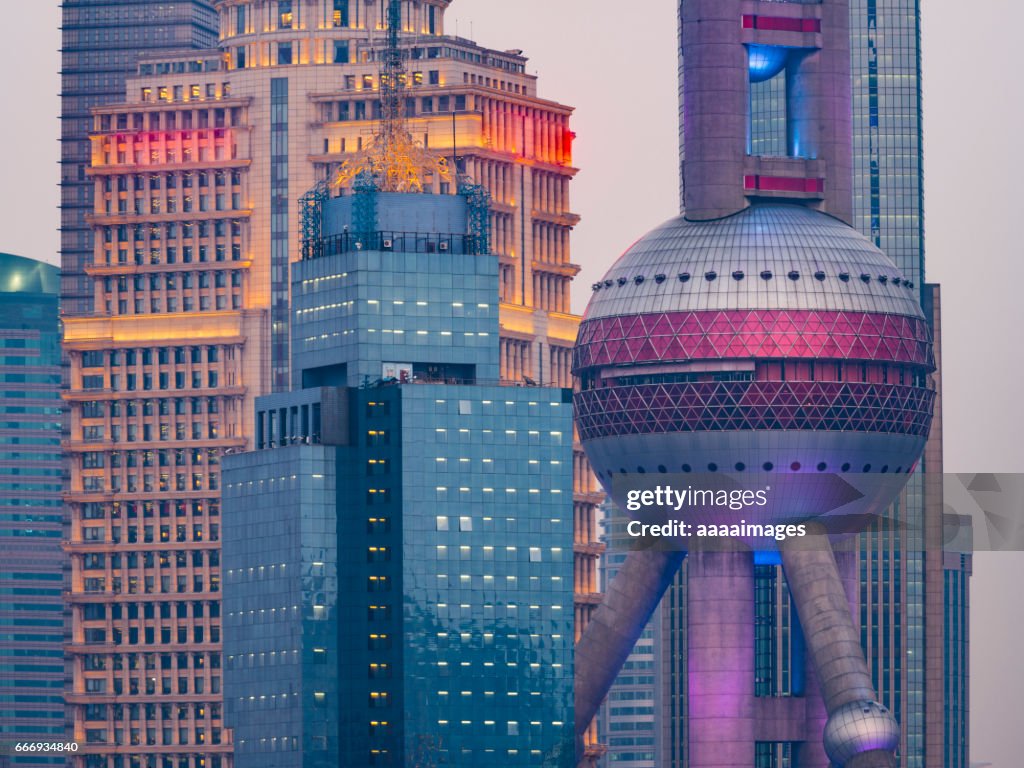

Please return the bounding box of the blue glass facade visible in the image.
[942,556,970,768]
[341,384,574,766]
[0,254,64,765]
[849,0,924,288]
[292,193,499,390]
[222,446,339,768]
[222,193,576,767]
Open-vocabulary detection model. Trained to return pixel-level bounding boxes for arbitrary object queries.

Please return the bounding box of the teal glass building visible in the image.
[0,254,63,764]
[221,191,576,767]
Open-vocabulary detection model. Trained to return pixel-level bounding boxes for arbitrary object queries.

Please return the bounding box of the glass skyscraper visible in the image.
[0,254,63,766]
[843,5,967,766]
[222,190,576,767]
[849,0,924,287]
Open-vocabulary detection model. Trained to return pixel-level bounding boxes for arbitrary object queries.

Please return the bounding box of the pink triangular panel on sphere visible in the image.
[649,314,676,337]
[692,338,719,359]
[832,314,857,335]
[725,338,752,357]
[620,315,641,339]
[635,339,658,361]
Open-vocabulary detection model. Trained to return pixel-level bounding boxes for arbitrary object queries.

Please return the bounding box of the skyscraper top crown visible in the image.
[213,0,452,49]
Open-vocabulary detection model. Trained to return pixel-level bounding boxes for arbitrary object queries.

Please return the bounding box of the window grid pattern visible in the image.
[749,71,788,158]
[0,261,64,764]
[270,78,290,392]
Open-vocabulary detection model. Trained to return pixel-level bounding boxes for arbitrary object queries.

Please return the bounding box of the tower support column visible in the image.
[679,0,750,219]
[686,545,756,768]
[781,527,899,768]
[574,549,685,760]
[796,547,859,768]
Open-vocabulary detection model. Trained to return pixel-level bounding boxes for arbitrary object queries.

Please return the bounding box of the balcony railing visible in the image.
[302,230,486,260]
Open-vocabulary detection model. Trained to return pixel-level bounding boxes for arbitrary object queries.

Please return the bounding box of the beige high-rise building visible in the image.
[63,2,603,767]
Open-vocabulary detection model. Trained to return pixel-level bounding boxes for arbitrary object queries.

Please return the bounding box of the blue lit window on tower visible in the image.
[747,45,789,157]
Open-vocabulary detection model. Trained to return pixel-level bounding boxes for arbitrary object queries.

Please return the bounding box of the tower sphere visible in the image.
[573,204,935,532]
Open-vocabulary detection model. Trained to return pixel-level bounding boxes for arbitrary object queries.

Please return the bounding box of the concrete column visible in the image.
[797,547,857,768]
[786,0,853,224]
[574,549,686,761]
[680,0,749,220]
[687,546,756,768]
[782,534,873,711]
[781,528,898,767]
[797,649,831,768]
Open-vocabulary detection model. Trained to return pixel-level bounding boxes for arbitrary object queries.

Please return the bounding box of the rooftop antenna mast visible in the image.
[333,0,450,193]
[378,0,405,167]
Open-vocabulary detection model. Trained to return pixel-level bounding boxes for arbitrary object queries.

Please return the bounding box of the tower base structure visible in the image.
[575,532,899,768]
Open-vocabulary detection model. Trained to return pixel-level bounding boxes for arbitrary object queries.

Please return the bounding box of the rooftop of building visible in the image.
[0,253,59,295]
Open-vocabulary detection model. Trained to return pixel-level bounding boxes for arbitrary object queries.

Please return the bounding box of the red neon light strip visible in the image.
[741,15,821,33]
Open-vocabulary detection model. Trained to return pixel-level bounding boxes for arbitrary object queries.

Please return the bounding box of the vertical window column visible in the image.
[270,78,290,391]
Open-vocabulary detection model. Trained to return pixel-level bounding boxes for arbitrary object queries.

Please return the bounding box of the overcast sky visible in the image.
[1,1,1021,763]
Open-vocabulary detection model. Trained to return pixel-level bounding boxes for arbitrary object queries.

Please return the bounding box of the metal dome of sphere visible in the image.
[584,204,922,321]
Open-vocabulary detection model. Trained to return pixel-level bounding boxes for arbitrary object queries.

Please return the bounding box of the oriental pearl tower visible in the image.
[571,1,935,767]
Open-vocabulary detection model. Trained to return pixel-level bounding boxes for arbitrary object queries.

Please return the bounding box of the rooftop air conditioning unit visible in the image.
[382,239,393,249]
[439,241,449,251]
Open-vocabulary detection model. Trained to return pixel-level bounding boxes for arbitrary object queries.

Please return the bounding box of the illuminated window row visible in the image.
[299,272,349,291]
[297,300,491,314]
[433,544,565,561]
[432,399,563,408]
[432,428,564,439]
[224,563,289,580]
[433,457,562,467]
[435,573,565,583]
[365,329,490,338]
[433,486,565,495]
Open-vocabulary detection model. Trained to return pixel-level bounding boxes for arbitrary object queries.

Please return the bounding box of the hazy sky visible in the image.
[1,1,1021,763]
